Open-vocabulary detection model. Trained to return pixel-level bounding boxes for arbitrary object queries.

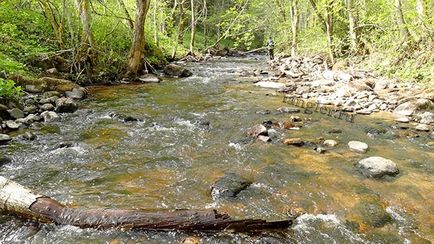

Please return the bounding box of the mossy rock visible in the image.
[353,197,392,228]
[11,75,79,94]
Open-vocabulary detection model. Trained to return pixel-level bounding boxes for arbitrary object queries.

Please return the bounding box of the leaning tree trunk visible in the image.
[0,176,293,232]
[127,0,151,78]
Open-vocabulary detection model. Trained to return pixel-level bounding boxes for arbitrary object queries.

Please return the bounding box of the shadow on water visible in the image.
[0,56,433,243]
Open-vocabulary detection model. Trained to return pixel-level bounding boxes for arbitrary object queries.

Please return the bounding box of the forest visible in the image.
[0,0,433,90]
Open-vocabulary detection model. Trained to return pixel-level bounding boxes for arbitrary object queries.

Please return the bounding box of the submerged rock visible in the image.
[22,131,36,141]
[41,111,60,122]
[357,156,399,179]
[164,64,192,77]
[210,173,251,199]
[348,141,369,153]
[283,138,304,146]
[354,198,393,228]
[0,156,12,167]
[55,97,78,113]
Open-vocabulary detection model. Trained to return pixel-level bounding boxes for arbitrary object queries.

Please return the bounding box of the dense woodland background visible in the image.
[0,0,433,92]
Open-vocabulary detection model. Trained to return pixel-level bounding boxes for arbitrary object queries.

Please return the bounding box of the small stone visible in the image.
[22,131,36,141]
[23,105,38,114]
[348,141,369,153]
[267,129,279,140]
[46,67,58,75]
[419,112,434,124]
[5,120,20,130]
[247,124,267,138]
[41,111,60,122]
[276,107,300,113]
[357,156,399,178]
[314,147,326,154]
[0,134,11,144]
[257,135,271,142]
[415,124,430,132]
[40,103,55,111]
[182,237,200,244]
[137,74,161,83]
[323,139,338,147]
[283,138,304,146]
[7,108,24,119]
[23,114,41,125]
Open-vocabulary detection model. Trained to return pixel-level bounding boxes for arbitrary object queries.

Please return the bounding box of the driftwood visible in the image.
[0,176,293,232]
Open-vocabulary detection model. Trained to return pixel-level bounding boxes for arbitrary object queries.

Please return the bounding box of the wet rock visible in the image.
[57,141,73,148]
[0,134,11,144]
[262,120,274,129]
[276,107,300,114]
[164,64,192,77]
[357,156,399,178]
[22,114,41,125]
[256,110,271,115]
[323,139,338,147]
[22,131,36,141]
[7,108,24,119]
[418,112,434,124]
[414,124,430,132]
[283,138,304,146]
[393,98,431,116]
[354,198,393,228]
[5,120,21,130]
[290,115,302,122]
[394,116,410,123]
[23,105,38,114]
[254,81,286,89]
[55,97,78,113]
[0,156,12,167]
[314,146,326,154]
[257,135,271,142]
[210,173,251,199]
[267,129,279,140]
[137,74,160,83]
[65,87,87,100]
[182,237,200,244]
[40,103,55,111]
[41,111,60,122]
[348,141,369,153]
[247,124,267,138]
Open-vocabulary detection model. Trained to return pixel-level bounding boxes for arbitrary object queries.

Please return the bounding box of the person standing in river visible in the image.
[267,37,275,60]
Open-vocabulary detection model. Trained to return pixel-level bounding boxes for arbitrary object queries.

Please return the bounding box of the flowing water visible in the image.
[0,56,433,243]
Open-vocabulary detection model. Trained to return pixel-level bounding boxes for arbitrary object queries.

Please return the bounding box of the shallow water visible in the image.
[1,56,433,243]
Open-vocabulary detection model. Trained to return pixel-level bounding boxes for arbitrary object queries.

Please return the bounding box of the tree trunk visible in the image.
[289,0,299,57]
[325,0,334,63]
[171,0,187,59]
[153,0,159,46]
[38,0,64,48]
[0,176,293,232]
[127,0,151,78]
[394,0,410,41]
[189,0,196,55]
[76,0,94,49]
[347,0,359,53]
[416,0,424,23]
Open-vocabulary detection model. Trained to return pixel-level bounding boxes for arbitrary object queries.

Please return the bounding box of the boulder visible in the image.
[393,101,418,116]
[55,97,78,113]
[0,134,11,144]
[7,108,24,119]
[41,111,60,122]
[283,138,304,146]
[164,64,192,77]
[323,139,338,147]
[357,156,399,178]
[137,74,161,83]
[40,103,55,111]
[65,87,87,100]
[12,75,79,94]
[418,112,434,124]
[5,120,20,130]
[246,124,267,138]
[348,141,369,153]
[210,173,251,199]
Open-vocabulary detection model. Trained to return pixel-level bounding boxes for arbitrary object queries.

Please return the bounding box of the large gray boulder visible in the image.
[164,64,192,77]
[55,97,78,113]
[357,156,399,178]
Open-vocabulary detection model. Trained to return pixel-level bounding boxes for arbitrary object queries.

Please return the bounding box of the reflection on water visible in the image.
[0,56,433,243]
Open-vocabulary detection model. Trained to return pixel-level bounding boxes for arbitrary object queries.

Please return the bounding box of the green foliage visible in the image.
[0,78,23,100]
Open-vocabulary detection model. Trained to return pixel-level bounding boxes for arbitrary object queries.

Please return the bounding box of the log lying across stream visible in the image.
[0,176,293,232]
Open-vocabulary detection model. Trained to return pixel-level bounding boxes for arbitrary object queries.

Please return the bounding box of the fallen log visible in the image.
[0,176,293,232]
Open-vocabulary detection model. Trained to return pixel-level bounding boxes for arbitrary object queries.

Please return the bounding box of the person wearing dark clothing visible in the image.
[267,37,274,60]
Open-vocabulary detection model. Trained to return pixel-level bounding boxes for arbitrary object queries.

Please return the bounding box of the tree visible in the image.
[127,0,151,77]
[393,0,410,42]
[289,0,299,57]
[346,0,358,54]
[75,0,95,77]
[189,0,196,55]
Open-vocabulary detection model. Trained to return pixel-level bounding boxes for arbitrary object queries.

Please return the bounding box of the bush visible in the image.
[0,78,23,100]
